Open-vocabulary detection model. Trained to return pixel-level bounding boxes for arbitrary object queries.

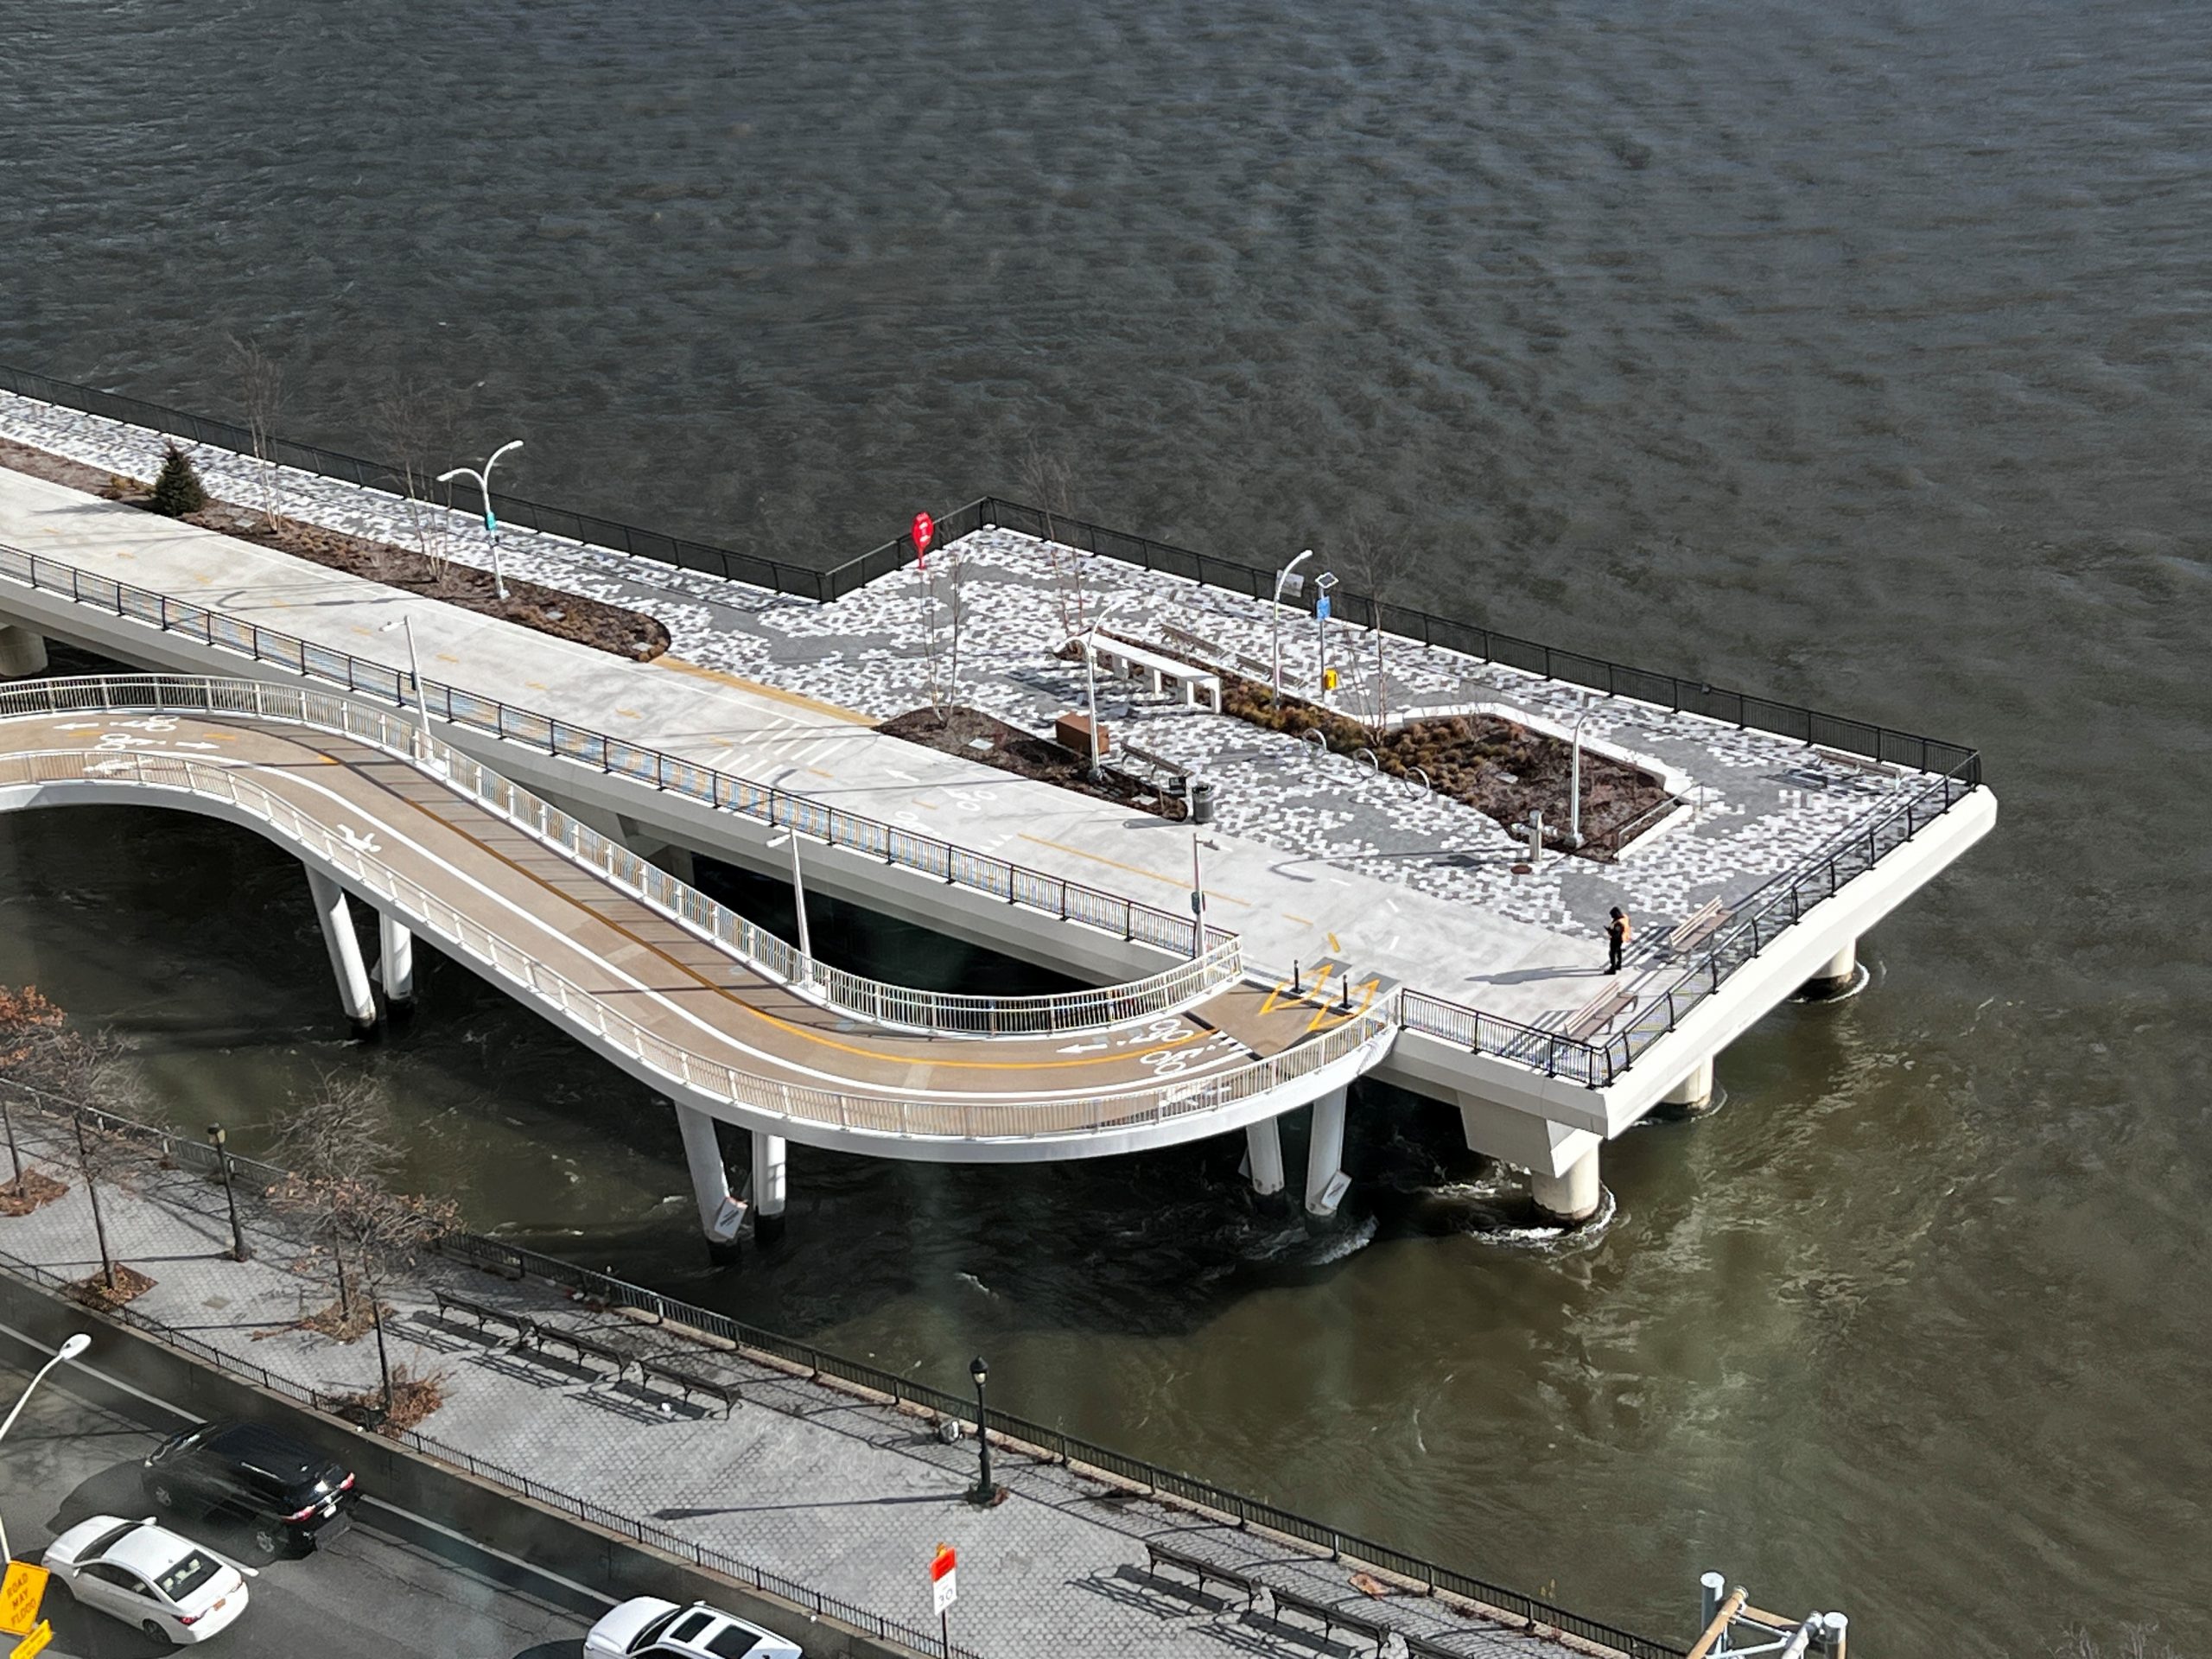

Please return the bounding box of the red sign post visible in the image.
[911,511,936,570]
[930,1543,957,1649]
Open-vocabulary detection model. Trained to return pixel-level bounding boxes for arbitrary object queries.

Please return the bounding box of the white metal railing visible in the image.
[0,741,1387,1140]
[0,675,1243,1036]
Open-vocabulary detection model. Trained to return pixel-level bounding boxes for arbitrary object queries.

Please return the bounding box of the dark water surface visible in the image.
[4,3,2210,1650]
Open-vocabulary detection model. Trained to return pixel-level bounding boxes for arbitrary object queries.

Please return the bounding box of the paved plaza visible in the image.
[0,389,1927,961]
[0,1112,1625,1659]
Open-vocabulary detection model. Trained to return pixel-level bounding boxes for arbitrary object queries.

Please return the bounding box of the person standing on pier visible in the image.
[1606,906,1631,975]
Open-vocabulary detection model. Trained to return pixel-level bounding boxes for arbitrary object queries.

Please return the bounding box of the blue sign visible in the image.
[1316,594,1331,620]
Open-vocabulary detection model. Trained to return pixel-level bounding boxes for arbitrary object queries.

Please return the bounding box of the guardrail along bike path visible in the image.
[0,705,1384,1143]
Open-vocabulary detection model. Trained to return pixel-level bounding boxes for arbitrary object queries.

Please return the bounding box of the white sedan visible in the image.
[45,1514,254,1645]
[585,1597,802,1659]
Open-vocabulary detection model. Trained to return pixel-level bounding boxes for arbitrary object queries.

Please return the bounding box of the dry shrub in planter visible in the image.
[68,1262,155,1310]
[0,1170,67,1217]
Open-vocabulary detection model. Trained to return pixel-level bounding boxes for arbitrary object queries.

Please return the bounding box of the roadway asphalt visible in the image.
[0,1346,601,1658]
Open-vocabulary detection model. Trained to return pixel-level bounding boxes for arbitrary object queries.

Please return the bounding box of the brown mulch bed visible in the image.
[258,1296,376,1343]
[0,1169,67,1216]
[327,1363,448,1435]
[0,435,669,664]
[68,1262,156,1309]
[1071,640,1675,858]
[877,705,1188,820]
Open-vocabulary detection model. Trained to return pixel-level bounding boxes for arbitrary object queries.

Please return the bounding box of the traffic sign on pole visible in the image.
[931,1543,957,1615]
[0,1564,48,1638]
[912,511,936,569]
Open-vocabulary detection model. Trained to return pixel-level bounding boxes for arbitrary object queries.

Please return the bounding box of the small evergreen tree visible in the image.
[149,444,207,517]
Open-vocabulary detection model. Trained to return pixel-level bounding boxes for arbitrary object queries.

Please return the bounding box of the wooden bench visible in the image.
[1158,622,1226,661]
[1562,987,1636,1043]
[1811,745,1904,780]
[1144,1540,1253,1607]
[1073,632,1224,713]
[639,1356,740,1417]
[531,1325,632,1377]
[1666,898,1731,954]
[433,1288,537,1343]
[1269,1585,1393,1655]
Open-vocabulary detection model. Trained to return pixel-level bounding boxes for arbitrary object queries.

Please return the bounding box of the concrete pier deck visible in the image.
[0,397,1995,1198]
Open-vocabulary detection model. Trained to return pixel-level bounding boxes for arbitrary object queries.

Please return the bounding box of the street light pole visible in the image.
[967,1356,995,1503]
[378,616,431,758]
[209,1123,247,1262]
[1313,570,1338,702]
[437,438,524,603]
[0,1332,90,1563]
[766,827,812,977]
[1568,704,1591,849]
[1077,599,1130,781]
[1270,550,1313,702]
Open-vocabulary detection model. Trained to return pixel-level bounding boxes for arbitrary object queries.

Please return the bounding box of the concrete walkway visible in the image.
[0,1110,1637,1659]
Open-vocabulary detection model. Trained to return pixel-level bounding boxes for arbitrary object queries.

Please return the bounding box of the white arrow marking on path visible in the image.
[1057,1039,1109,1055]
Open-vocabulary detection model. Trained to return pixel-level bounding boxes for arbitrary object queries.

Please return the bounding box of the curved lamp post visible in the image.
[1567,702,1592,849]
[967,1356,995,1503]
[378,615,431,758]
[1269,550,1313,702]
[437,439,524,603]
[0,1332,90,1563]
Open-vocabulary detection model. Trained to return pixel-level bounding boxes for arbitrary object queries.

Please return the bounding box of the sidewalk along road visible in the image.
[0,1330,602,1659]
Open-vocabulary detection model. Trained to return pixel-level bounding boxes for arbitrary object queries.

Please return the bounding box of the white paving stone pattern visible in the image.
[0,390,1938,949]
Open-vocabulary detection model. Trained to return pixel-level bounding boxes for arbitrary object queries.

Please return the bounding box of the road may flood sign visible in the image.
[931,1542,957,1616]
[0,1563,47,1638]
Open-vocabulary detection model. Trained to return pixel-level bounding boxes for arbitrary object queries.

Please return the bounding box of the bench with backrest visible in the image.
[434,1287,537,1344]
[531,1325,632,1377]
[1665,897,1731,955]
[639,1355,740,1417]
[1144,1539,1254,1607]
[1267,1584,1392,1655]
[1074,632,1224,713]
[1157,621,1227,662]
[1811,745,1904,781]
[1562,986,1637,1043]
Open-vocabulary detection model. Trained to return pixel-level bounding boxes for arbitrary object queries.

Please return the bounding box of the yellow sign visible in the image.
[8,1619,50,1659]
[0,1565,46,1639]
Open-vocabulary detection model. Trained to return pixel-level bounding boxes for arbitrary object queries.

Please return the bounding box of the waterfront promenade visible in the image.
[0,1103,1659,1659]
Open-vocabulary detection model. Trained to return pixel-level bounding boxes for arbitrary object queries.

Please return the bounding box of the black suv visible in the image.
[142,1421,361,1557]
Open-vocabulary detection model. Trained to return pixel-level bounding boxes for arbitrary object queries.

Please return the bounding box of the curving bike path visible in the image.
[0,694,1393,1160]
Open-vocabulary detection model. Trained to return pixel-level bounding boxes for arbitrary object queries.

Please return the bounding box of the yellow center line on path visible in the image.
[232,722,1214,1078]
[806,767,836,779]
[1016,833,1252,905]
[1281,912,1314,925]
[651,655,876,725]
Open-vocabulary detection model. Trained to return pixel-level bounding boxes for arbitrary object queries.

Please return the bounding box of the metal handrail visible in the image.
[0,675,1243,1035]
[0,542,1231,961]
[0,742,1391,1141]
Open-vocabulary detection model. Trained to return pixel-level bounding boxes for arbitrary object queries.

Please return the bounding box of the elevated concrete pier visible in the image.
[0,441,1995,1228]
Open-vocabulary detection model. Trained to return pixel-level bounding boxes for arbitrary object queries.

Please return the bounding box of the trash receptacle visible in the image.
[1189,777,1217,824]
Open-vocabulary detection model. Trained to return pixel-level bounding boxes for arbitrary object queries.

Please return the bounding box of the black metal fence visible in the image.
[9,1097,1681,1659]
[3,358,1976,787]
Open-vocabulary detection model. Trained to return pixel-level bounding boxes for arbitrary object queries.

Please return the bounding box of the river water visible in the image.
[3,3,2209,1650]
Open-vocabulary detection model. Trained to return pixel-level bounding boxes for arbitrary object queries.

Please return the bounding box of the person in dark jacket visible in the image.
[1606,906,1631,975]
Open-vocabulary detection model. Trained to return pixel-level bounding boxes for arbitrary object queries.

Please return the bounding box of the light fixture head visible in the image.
[57,1333,91,1362]
[969,1356,988,1387]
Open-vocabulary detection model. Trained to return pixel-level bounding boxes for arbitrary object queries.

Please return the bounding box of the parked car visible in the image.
[141,1420,359,1557]
[584,1598,803,1659]
[45,1514,254,1645]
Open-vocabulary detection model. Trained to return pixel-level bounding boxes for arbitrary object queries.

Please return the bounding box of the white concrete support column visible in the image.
[1304,1087,1350,1219]
[1529,1146,1602,1227]
[1804,936,1859,997]
[751,1130,788,1240]
[0,626,48,678]
[673,1103,746,1261]
[1662,1055,1715,1114]
[1244,1116,1287,1198]
[305,870,378,1035]
[377,914,416,1009]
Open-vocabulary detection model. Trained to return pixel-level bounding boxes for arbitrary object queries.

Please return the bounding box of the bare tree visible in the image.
[918,540,969,727]
[270,1070,397,1319]
[367,372,467,580]
[0,985,63,1190]
[1018,441,1088,638]
[274,1172,456,1414]
[230,337,288,532]
[1335,523,1414,739]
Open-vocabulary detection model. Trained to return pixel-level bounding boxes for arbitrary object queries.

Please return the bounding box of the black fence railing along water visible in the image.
[1,359,1977,786]
[1,1096,1684,1659]
[0,364,1986,1090]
